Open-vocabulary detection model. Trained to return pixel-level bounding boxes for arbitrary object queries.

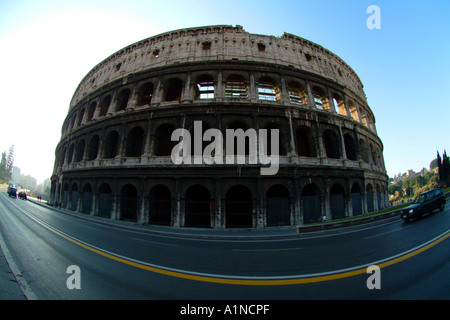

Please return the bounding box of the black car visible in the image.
[401,188,446,222]
[7,187,17,198]
[18,191,27,200]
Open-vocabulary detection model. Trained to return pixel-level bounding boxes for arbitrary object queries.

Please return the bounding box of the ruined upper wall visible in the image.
[69,25,366,109]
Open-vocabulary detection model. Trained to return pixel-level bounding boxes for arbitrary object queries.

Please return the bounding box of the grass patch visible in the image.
[304,203,408,226]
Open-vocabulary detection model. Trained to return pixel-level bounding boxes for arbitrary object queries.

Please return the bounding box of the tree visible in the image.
[437,150,449,187]
[0,145,14,184]
[0,151,6,183]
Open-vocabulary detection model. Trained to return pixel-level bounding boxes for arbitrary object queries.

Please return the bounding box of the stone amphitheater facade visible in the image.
[50,25,388,229]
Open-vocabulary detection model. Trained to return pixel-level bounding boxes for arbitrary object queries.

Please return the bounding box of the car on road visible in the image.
[18,191,27,200]
[401,188,446,222]
[7,186,17,198]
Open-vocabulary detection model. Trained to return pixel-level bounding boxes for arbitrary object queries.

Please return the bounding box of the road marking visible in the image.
[131,237,178,247]
[9,196,450,286]
[363,225,410,240]
[233,247,303,252]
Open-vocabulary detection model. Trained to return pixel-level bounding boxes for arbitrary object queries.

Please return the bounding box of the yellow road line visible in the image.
[15,200,450,286]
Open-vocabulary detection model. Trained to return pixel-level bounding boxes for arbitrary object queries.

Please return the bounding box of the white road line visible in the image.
[131,237,178,247]
[233,247,303,252]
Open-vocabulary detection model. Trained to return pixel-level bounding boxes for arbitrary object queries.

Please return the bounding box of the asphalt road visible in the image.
[0,191,449,302]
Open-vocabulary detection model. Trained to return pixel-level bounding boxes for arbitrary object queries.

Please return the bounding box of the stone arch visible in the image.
[87,135,99,161]
[195,74,215,99]
[75,139,85,162]
[103,130,120,159]
[116,88,131,111]
[226,185,253,228]
[149,184,172,226]
[99,95,111,117]
[311,86,328,110]
[301,183,322,224]
[366,183,374,213]
[264,122,287,156]
[288,81,307,105]
[81,183,93,214]
[323,129,340,159]
[137,82,154,106]
[257,76,279,101]
[119,184,138,222]
[266,184,291,227]
[70,183,78,211]
[154,123,177,156]
[225,74,247,99]
[351,183,363,216]
[330,184,346,220]
[164,78,183,102]
[98,183,113,218]
[184,185,211,228]
[344,133,357,161]
[125,126,144,157]
[296,126,317,157]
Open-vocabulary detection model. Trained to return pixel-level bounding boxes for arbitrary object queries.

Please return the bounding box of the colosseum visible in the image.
[50,25,388,229]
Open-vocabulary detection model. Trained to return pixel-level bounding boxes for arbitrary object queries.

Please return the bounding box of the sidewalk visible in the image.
[0,236,27,300]
[28,197,404,241]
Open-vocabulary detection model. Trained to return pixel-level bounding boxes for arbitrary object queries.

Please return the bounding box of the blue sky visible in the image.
[0,0,449,183]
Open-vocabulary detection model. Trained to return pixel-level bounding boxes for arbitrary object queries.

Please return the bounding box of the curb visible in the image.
[27,197,407,240]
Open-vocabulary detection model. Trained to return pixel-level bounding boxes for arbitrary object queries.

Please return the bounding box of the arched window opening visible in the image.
[137,82,154,106]
[264,123,286,156]
[61,147,67,166]
[323,129,340,159]
[70,116,77,131]
[366,184,374,213]
[348,100,360,122]
[288,82,307,106]
[188,122,210,158]
[87,101,97,121]
[120,184,138,222]
[333,95,347,116]
[185,185,211,228]
[226,185,253,228]
[62,183,69,208]
[75,140,85,162]
[81,184,92,215]
[125,126,144,157]
[351,183,363,216]
[195,75,215,99]
[149,185,172,226]
[103,131,120,159]
[99,95,111,117]
[266,185,290,227]
[226,121,251,157]
[87,135,99,161]
[155,124,177,156]
[165,78,183,102]
[344,133,357,161]
[70,184,78,211]
[67,144,75,164]
[77,108,86,127]
[330,184,346,220]
[225,75,247,99]
[296,126,316,157]
[361,112,369,127]
[370,143,378,166]
[116,89,131,111]
[359,139,369,163]
[312,87,327,110]
[257,78,278,101]
[98,183,112,218]
[301,184,321,224]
